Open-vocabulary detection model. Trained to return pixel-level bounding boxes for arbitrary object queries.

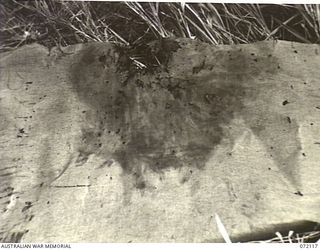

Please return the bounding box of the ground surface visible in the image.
[0,39,320,242]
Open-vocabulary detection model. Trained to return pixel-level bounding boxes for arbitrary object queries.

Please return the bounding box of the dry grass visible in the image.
[215,214,320,243]
[1,1,320,53]
[1,1,319,70]
[1,0,320,243]
[260,231,320,243]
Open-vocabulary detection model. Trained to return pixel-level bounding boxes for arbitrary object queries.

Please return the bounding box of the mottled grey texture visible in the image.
[0,40,319,242]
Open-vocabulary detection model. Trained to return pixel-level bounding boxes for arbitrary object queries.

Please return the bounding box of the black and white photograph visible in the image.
[0,0,319,245]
